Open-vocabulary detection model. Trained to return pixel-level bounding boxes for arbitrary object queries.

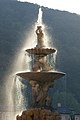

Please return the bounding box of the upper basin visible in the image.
[26,47,56,56]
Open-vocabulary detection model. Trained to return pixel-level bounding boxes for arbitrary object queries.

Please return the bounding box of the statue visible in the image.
[30,80,53,108]
[16,8,65,120]
[36,26,44,48]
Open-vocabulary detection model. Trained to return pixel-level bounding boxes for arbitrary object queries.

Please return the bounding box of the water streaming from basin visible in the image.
[1,7,58,120]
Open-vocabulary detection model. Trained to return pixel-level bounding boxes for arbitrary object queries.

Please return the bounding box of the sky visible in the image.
[18,0,80,15]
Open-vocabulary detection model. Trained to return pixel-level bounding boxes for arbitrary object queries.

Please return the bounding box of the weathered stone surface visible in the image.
[16,18,65,120]
[16,108,61,120]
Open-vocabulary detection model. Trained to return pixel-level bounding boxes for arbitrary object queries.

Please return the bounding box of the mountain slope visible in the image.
[0,0,80,112]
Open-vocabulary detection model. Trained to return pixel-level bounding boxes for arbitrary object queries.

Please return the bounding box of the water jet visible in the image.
[16,7,65,120]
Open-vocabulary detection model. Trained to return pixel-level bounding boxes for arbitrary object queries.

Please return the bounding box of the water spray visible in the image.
[37,7,43,25]
[2,6,65,120]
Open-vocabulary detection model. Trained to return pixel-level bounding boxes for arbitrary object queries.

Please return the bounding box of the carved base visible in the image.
[16,108,61,120]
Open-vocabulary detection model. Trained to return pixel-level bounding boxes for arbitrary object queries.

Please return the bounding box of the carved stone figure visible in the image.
[16,108,61,120]
[36,26,44,48]
[16,19,65,120]
[30,80,53,107]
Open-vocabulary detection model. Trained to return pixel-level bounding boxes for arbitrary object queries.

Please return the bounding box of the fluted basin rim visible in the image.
[26,47,56,55]
[16,71,65,84]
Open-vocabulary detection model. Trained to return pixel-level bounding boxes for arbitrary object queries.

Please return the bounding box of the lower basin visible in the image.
[17,71,65,84]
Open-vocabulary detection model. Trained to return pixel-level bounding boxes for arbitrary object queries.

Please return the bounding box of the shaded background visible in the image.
[0,0,80,114]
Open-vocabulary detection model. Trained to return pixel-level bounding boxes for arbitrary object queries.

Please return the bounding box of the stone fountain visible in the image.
[16,11,65,120]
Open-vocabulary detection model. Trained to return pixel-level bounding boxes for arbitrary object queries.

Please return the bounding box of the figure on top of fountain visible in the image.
[36,25,45,48]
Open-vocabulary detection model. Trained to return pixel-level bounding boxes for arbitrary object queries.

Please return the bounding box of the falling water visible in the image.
[1,7,58,120]
[46,51,57,70]
[53,50,57,69]
[14,76,26,111]
[13,7,43,112]
[0,28,34,120]
[37,7,57,69]
[1,9,39,120]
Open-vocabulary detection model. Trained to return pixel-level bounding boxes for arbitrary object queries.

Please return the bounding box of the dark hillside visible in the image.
[0,0,80,112]
[0,1,38,82]
[43,8,80,111]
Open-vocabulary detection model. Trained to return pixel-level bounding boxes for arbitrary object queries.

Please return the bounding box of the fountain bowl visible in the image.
[17,71,65,85]
[26,47,56,56]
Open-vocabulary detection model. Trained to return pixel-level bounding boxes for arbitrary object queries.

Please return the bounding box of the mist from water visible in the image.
[4,32,36,119]
[1,7,57,120]
[1,8,40,120]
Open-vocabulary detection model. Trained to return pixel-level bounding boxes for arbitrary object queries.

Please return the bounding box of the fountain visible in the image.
[16,8,65,120]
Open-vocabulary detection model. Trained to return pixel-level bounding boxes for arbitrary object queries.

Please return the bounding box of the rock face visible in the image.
[16,108,61,120]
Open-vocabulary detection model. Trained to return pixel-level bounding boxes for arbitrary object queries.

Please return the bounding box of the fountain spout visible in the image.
[16,7,65,120]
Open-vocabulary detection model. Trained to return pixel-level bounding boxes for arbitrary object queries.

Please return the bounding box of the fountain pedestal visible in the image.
[16,108,61,120]
[16,24,65,120]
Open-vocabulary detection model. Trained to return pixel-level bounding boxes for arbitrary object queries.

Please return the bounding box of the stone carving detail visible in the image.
[16,108,61,120]
[30,80,53,107]
[16,13,65,120]
[36,26,44,48]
